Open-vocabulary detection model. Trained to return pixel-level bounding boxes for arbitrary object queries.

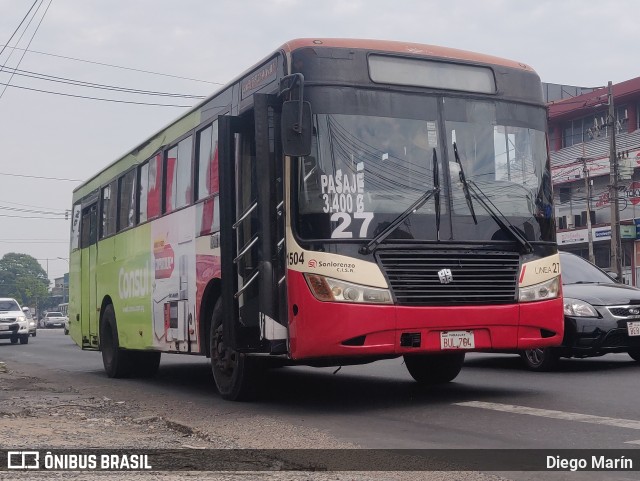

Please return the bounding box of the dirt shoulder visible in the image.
[0,361,214,450]
[0,360,509,481]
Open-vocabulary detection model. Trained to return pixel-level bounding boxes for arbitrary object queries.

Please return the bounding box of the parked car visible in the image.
[521,251,640,370]
[43,311,67,329]
[0,298,29,344]
[23,307,37,337]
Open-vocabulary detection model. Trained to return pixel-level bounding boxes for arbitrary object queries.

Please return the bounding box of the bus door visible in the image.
[80,202,99,348]
[218,94,287,353]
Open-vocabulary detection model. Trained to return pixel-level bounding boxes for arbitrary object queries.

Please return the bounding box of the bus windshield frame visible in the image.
[293,91,553,246]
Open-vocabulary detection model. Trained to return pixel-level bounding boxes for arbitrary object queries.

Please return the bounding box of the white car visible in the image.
[43,311,67,329]
[0,298,29,344]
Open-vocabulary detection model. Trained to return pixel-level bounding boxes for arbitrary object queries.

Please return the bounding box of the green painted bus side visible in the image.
[69,51,285,353]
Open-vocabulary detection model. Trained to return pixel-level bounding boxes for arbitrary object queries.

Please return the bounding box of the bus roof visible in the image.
[73,38,536,199]
[281,38,535,72]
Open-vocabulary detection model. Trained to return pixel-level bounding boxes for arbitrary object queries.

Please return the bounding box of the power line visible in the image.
[0,238,67,242]
[0,199,67,210]
[0,0,39,60]
[1,66,206,99]
[0,213,67,219]
[0,0,53,101]
[0,171,81,182]
[0,44,223,85]
[0,80,195,107]
[0,205,66,216]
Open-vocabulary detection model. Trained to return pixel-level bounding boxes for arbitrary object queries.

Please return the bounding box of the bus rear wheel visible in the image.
[403,352,465,384]
[100,304,135,378]
[209,299,262,401]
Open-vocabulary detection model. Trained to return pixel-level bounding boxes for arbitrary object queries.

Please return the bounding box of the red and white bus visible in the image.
[69,39,564,400]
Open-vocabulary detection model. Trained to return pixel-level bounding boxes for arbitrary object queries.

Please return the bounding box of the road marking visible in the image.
[625,440,640,445]
[455,401,640,430]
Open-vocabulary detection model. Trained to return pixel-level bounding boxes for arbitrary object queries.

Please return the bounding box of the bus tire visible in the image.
[520,348,559,371]
[100,304,135,379]
[131,351,161,378]
[209,299,261,401]
[403,352,465,384]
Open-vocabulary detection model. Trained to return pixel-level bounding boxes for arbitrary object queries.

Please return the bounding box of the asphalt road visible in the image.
[2,328,640,480]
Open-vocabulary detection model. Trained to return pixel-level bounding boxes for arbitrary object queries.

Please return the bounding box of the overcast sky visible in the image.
[1,0,638,283]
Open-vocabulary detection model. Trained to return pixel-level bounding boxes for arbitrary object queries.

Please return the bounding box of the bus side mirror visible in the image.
[281,100,312,157]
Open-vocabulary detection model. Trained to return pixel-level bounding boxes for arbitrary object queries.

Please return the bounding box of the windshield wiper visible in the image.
[452,142,477,224]
[452,142,532,254]
[360,148,440,255]
[467,180,533,254]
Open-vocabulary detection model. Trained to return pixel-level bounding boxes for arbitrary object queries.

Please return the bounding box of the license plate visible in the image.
[628,321,640,337]
[440,330,475,349]
[0,325,9,331]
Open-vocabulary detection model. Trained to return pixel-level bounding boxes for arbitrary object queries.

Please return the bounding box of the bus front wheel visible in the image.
[100,304,134,378]
[209,299,261,401]
[403,352,465,384]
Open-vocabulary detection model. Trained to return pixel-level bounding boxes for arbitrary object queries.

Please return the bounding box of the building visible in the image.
[51,273,69,303]
[547,77,640,285]
[543,82,595,103]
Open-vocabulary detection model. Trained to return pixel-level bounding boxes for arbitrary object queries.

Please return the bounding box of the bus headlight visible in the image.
[304,274,393,304]
[519,276,560,302]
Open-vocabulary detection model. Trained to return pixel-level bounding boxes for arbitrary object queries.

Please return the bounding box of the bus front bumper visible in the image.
[287,270,564,361]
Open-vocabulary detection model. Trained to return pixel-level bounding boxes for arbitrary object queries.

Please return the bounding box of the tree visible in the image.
[0,253,49,307]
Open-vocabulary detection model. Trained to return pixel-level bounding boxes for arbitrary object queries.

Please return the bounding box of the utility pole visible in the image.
[608,80,623,282]
[580,157,595,263]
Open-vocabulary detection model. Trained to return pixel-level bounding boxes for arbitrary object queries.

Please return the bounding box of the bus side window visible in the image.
[118,169,136,231]
[138,161,149,223]
[80,204,97,247]
[101,180,118,238]
[147,153,162,219]
[165,136,193,214]
[195,122,220,237]
[196,121,219,200]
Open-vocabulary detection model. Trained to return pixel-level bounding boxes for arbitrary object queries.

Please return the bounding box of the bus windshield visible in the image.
[295,100,552,243]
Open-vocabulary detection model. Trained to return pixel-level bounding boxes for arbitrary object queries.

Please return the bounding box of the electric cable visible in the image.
[0,0,39,60]
[0,0,53,101]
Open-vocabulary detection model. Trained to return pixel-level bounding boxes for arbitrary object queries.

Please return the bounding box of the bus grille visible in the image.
[376,249,520,306]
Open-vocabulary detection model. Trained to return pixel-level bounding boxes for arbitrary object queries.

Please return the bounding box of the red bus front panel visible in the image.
[287,270,563,360]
